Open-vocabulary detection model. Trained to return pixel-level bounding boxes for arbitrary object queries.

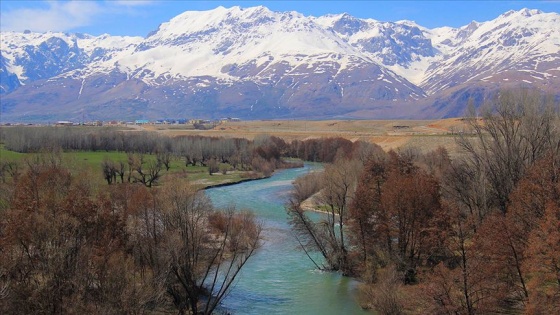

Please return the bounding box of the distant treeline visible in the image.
[0,126,381,164]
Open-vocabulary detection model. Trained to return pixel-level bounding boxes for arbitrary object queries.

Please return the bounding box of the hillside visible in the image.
[1,6,559,122]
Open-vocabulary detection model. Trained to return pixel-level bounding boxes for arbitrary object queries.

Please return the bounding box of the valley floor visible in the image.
[142,118,470,155]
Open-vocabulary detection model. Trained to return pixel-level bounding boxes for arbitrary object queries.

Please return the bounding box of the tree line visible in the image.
[1,126,378,165]
[287,89,560,314]
[1,126,381,186]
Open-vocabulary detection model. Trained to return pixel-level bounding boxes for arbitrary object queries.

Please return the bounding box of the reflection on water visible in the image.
[205,164,369,314]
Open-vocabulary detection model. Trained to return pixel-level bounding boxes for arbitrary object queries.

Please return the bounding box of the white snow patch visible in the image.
[78,78,85,99]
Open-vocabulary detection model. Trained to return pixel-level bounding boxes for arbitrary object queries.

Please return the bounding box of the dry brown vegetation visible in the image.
[0,158,263,314]
[141,118,471,154]
[286,89,560,315]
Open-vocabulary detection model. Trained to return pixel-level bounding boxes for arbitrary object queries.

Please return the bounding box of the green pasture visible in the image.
[0,146,25,161]
[0,145,256,188]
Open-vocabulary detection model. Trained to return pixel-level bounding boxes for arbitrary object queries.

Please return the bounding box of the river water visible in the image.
[205,164,369,314]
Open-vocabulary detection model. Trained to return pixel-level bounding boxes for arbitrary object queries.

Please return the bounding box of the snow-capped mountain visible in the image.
[0,31,141,90]
[1,6,559,122]
[422,9,560,94]
[315,13,436,84]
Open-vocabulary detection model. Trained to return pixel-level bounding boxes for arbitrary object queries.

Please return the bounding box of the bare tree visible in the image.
[453,89,559,215]
[127,153,142,183]
[116,160,126,183]
[157,183,262,315]
[207,158,219,175]
[157,150,173,171]
[134,160,163,187]
[287,158,362,274]
[287,197,332,270]
[351,140,385,165]
[101,158,117,184]
[318,158,362,273]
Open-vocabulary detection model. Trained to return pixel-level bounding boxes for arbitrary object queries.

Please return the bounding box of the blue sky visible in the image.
[1,1,559,37]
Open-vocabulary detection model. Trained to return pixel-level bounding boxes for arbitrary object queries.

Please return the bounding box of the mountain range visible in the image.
[1,6,559,122]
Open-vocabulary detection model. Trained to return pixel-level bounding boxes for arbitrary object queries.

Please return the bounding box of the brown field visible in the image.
[141,118,472,154]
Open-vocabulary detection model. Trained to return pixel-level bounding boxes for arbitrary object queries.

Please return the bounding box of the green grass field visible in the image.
[0,145,260,189]
[0,145,26,161]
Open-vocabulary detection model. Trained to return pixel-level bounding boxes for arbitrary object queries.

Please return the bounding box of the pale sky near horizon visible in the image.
[1,1,559,37]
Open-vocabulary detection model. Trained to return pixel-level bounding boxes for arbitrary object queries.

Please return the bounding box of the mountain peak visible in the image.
[501,8,544,19]
[240,5,270,13]
[520,8,543,16]
[395,20,421,28]
[1,6,559,122]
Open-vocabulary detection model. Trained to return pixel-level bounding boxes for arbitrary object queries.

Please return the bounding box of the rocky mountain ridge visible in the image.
[1,6,558,122]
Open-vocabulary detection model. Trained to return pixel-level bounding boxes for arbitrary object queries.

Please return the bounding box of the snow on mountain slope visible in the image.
[315,13,437,85]
[421,8,560,94]
[112,6,369,82]
[0,31,142,92]
[1,31,83,83]
[0,6,559,122]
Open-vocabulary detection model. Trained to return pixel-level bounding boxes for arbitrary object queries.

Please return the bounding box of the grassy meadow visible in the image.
[0,145,252,189]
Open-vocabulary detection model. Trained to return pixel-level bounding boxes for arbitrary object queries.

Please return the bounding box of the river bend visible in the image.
[205,164,368,314]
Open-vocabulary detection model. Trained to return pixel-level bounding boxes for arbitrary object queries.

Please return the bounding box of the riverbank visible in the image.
[201,160,305,190]
[201,174,271,190]
[205,164,369,314]
[300,191,326,213]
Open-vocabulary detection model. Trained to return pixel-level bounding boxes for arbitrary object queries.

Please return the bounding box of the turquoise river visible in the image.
[205,163,369,314]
